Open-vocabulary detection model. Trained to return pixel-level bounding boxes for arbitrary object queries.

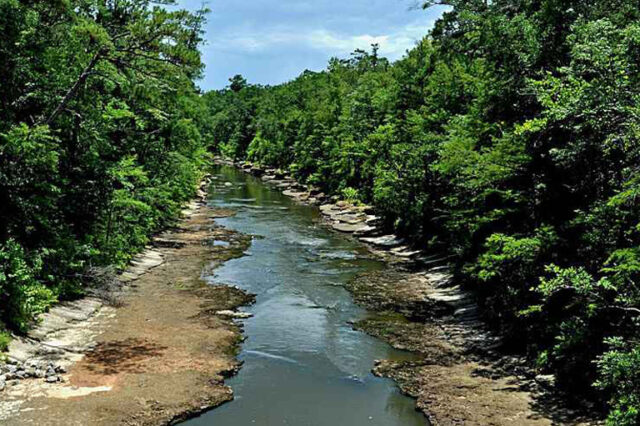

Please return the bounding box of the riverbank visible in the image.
[224,158,601,425]
[0,183,254,425]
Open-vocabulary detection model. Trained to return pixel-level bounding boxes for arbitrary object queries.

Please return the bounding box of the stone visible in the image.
[55,365,67,374]
[353,225,379,237]
[319,204,336,213]
[215,310,253,319]
[360,234,404,248]
[224,182,233,187]
[335,214,366,225]
[0,381,5,392]
[46,375,59,383]
[535,374,556,388]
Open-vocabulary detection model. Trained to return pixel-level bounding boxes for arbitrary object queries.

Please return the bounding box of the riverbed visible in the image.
[185,165,427,425]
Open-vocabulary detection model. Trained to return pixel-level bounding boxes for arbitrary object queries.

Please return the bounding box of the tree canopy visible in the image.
[0,0,210,336]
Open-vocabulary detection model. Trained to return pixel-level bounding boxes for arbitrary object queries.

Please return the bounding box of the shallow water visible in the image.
[184,165,427,426]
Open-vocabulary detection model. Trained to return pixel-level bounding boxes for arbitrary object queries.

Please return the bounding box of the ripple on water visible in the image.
[184,166,428,426]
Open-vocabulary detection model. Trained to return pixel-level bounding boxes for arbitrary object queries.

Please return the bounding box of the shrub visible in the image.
[596,338,640,426]
[0,240,56,332]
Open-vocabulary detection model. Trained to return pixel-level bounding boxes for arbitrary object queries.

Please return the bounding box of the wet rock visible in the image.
[360,234,404,248]
[390,246,422,258]
[319,204,337,214]
[331,222,370,233]
[353,225,380,237]
[215,310,253,319]
[335,213,366,225]
[224,182,233,187]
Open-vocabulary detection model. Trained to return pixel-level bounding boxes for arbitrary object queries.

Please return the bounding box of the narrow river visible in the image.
[184,165,427,426]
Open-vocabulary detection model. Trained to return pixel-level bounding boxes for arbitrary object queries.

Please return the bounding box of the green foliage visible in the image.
[596,338,640,425]
[0,330,10,352]
[0,240,56,331]
[341,187,360,204]
[472,227,556,333]
[0,1,210,341]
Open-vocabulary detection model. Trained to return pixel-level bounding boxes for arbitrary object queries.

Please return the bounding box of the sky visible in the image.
[174,0,447,90]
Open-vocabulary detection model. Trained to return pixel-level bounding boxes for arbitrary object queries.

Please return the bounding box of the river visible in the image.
[184,165,427,426]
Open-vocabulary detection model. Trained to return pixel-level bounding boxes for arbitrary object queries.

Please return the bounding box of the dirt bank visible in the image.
[1,195,253,425]
[348,268,600,426]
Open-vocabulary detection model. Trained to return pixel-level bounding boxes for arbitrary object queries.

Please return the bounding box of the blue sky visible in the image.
[174,1,446,90]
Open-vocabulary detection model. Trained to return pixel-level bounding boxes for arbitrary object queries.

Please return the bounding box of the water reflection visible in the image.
[184,165,427,426]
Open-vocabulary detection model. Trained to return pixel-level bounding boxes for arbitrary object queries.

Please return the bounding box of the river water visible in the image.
[184,165,426,426]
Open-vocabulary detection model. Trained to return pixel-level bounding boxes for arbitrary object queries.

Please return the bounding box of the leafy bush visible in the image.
[341,187,360,204]
[471,227,557,334]
[596,338,640,425]
[0,327,11,352]
[0,240,56,332]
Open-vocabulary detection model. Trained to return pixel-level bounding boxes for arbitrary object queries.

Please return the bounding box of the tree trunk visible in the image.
[45,50,103,126]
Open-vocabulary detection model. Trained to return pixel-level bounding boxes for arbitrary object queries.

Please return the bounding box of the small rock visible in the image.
[0,382,5,392]
[215,310,253,319]
[55,365,67,374]
[224,182,233,187]
[46,375,59,383]
[535,374,556,388]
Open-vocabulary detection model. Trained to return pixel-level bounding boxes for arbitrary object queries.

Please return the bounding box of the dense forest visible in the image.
[205,1,640,423]
[0,0,211,342]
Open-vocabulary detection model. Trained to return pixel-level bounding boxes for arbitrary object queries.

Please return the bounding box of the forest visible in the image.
[204,1,640,424]
[1,0,639,424]
[0,1,210,343]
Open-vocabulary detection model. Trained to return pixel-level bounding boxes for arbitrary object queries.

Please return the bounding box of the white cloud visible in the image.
[210,20,433,60]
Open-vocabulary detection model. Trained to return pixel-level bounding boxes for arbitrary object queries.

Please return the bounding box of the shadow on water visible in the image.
[183,165,428,426]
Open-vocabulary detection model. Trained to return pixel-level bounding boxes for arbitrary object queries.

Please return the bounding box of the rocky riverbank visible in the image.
[223,158,601,426]
[0,179,255,425]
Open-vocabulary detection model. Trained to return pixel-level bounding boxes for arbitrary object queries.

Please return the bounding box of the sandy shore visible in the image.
[1,191,253,425]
